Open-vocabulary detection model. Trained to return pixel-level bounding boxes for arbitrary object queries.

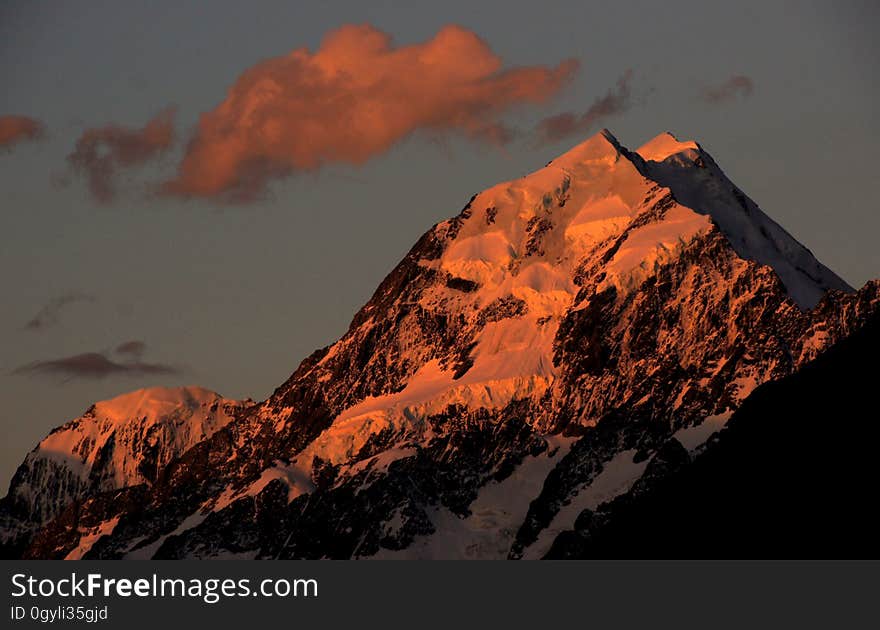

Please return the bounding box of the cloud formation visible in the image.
[535,70,633,145]
[0,115,44,150]
[13,351,180,381]
[163,24,578,201]
[24,293,96,331]
[701,75,754,104]
[115,340,146,359]
[67,107,175,203]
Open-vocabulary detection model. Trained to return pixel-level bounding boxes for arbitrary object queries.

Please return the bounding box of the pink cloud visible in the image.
[0,115,44,149]
[24,292,96,331]
[13,352,180,381]
[67,107,175,203]
[163,24,579,201]
[535,70,633,145]
[702,75,755,104]
[115,340,146,359]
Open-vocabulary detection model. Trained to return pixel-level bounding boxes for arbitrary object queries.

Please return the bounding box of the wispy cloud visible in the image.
[24,293,96,331]
[534,69,634,145]
[162,24,578,202]
[13,351,181,381]
[0,115,45,150]
[114,340,146,359]
[67,107,175,203]
[701,74,754,104]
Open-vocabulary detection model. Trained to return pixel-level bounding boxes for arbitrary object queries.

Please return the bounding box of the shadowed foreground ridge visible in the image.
[546,312,880,558]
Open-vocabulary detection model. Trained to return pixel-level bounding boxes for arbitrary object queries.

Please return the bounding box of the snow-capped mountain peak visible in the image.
[4,130,878,560]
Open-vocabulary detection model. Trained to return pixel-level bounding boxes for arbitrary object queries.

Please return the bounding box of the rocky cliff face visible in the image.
[3,130,877,559]
[0,386,249,556]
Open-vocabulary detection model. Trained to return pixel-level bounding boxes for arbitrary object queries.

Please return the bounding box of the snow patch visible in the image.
[523,449,648,559]
[371,435,576,559]
[636,132,699,162]
[64,516,120,560]
[673,410,733,451]
[599,205,712,294]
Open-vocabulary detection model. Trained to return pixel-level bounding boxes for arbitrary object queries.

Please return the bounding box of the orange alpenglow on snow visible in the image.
[162,24,579,201]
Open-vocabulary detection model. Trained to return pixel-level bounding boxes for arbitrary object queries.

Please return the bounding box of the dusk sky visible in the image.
[1,0,878,489]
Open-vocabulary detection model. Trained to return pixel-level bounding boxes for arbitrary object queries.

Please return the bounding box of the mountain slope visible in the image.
[4,129,878,559]
[543,311,880,558]
[0,386,249,556]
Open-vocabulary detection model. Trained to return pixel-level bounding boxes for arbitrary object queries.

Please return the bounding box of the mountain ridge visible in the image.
[543,310,880,558]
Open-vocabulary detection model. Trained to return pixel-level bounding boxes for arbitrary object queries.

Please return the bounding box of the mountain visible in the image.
[0,386,249,557]
[2,129,877,559]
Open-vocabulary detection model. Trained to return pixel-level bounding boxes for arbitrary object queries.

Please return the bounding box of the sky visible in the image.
[1,0,878,490]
